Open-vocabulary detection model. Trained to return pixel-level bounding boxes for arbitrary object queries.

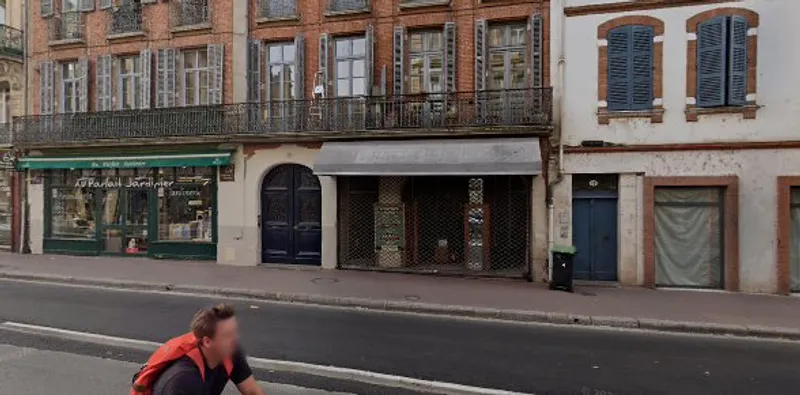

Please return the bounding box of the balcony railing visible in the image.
[14,88,552,144]
[108,3,143,36]
[171,0,210,28]
[0,25,22,57]
[49,12,85,42]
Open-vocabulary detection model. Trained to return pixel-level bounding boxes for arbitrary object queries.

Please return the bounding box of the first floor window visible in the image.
[183,49,209,106]
[606,25,654,111]
[335,36,367,97]
[408,30,443,95]
[0,88,9,124]
[158,167,214,242]
[61,61,80,113]
[267,42,296,101]
[487,23,526,90]
[119,55,142,110]
[696,15,749,108]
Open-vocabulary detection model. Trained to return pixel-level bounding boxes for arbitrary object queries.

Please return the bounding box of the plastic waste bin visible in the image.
[549,245,577,293]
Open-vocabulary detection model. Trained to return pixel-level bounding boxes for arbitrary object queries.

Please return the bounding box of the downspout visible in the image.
[546,0,566,282]
[20,0,30,254]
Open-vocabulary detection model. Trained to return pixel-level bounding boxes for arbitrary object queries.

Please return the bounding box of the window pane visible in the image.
[352,38,366,56]
[269,45,283,63]
[429,56,443,71]
[336,39,351,58]
[283,44,295,62]
[198,50,208,68]
[199,70,209,105]
[336,61,350,79]
[510,50,526,88]
[427,32,443,51]
[409,75,422,94]
[489,27,504,47]
[409,56,423,75]
[352,59,365,78]
[184,52,197,69]
[286,65,295,99]
[158,177,214,242]
[51,187,96,239]
[510,26,526,46]
[429,71,443,93]
[489,52,505,90]
[337,80,350,96]
[409,34,423,53]
[352,77,365,96]
[185,73,196,105]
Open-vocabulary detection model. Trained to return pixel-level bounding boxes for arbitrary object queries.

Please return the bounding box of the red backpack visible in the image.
[131,332,234,395]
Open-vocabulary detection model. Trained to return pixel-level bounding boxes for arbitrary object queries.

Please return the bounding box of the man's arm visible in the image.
[231,349,264,395]
[236,376,265,395]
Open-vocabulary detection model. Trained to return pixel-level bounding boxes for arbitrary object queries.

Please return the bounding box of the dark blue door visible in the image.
[261,164,321,265]
[572,190,618,281]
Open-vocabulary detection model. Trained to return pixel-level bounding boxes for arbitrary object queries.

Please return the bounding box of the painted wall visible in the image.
[562,0,799,145]
[27,178,43,254]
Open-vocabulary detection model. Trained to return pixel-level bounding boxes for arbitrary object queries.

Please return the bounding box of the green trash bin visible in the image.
[550,245,577,292]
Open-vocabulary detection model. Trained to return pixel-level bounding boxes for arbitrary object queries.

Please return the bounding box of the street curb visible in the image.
[3,270,800,342]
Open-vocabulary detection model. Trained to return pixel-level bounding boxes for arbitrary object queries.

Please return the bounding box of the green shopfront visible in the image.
[20,152,230,260]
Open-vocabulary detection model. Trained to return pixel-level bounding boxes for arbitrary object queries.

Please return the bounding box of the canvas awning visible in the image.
[18,152,232,170]
[313,138,542,176]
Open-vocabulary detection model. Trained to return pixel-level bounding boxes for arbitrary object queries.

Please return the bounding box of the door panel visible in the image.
[572,195,618,281]
[572,199,592,280]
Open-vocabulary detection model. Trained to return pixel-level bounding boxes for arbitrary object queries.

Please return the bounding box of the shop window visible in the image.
[50,170,96,239]
[158,167,214,242]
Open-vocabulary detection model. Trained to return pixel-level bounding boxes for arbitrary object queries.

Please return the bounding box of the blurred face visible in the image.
[201,317,240,360]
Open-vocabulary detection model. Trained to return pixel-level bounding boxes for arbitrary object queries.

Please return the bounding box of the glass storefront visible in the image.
[45,167,217,258]
[0,169,12,247]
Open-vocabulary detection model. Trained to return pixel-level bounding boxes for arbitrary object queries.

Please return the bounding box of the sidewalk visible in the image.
[1,253,800,339]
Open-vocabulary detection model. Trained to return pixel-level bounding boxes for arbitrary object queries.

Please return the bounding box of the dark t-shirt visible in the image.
[151,348,253,395]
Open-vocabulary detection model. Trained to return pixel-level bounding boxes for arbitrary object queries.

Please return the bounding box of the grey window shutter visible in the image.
[530,14,544,88]
[156,48,176,108]
[294,34,305,99]
[696,16,727,108]
[606,26,632,111]
[727,16,748,106]
[114,58,123,110]
[318,33,329,95]
[96,55,112,111]
[365,25,374,96]
[248,39,262,103]
[40,61,55,115]
[474,19,487,92]
[444,22,456,94]
[393,26,404,96]
[78,57,89,112]
[41,0,53,17]
[207,44,224,105]
[79,0,94,12]
[140,49,152,109]
[57,63,65,113]
[100,0,112,10]
[631,26,654,110]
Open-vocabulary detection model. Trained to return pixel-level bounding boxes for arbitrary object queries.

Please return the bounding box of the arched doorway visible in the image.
[261,164,321,265]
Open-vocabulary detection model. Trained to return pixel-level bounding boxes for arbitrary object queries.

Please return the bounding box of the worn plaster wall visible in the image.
[27,178,43,254]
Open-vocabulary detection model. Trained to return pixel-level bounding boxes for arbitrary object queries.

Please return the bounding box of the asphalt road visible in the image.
[0,280,799,395]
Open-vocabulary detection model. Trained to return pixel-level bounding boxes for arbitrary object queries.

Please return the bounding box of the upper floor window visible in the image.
[259,0,296,19]
[408,31,444,95]
[335,36,367,97]
[0,0,7,25]
[60,61,81,113]
[328,0,367,13]
[0,87,9,124]
[267,42,296,101]
[63,0,79,12]
[119,55,142,110]
[182,49,209,106]
[606,25,654,111]
[696,15,748,108]
[487,24,526,90]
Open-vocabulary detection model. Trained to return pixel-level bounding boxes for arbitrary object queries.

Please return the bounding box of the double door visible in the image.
[99,188,152,255]
[572,190,619,281]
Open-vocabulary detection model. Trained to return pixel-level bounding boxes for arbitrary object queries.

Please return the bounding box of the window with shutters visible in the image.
[0,88,9,124]
[606,25,654,111]
[60,61,81,113]
[259,0,297,19]
[267,42,296,101]
[328,0,367,13]
[334,36,367,97]
[119,56,142,110]
[63,0,78,12]
[182,49,209,106]
[695,15,748,108]
[408,31,444,95]
[487,24,526,91]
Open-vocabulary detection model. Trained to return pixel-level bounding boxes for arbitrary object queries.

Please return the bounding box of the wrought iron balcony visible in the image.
[14,88,552,145]
[0,25,22,57]
[108,3,143,36]
[171,0,210,28]
[49,12,85,43]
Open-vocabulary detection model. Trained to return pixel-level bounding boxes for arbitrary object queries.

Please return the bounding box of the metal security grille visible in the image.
[338,175,531,278]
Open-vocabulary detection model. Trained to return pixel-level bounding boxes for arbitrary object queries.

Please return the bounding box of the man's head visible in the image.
[190,303,239,359]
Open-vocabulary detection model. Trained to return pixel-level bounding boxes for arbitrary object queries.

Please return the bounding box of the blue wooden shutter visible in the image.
[444,22,456,94]
[140,49,152,109]
[207,44,224,105]
[474,19,487,91]
[40,61,55,115]
[393,26,404,96]
[318,33,329,95]
[530,14,544,88]
[96,55,112,111]
[606,26,632,111]
[294,34,305,99]
[727,16,748,106]
[696,16,727,107]
[631,26,654,110]
[248,39,262,103]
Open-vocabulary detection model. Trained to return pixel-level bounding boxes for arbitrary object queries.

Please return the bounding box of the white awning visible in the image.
[313,138,542,176]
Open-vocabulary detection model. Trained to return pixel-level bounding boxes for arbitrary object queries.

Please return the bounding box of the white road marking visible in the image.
[0,321,530,395]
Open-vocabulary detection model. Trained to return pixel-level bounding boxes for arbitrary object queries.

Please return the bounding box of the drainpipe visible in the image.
[20,0,30,254]
[546,0,566,282]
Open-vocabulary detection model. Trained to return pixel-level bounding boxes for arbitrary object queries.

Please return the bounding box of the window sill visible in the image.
[323,8,371,17]
[107,31,146,42]
[598,108,664,125]
[170,22,212,35]
[399,0,451,10]
[685,104,759,122]
[48,38,85,48]
[255,14,301,25]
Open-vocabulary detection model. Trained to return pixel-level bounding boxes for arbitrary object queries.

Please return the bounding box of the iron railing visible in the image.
[49,12,85,42]
[108,3,143,35]
[259,0,297,19]
[171,0,210,27]
[14,88,552,144]
[0,25,22,57]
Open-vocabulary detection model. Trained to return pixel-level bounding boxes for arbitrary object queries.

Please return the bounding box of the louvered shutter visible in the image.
[114,58,123,110]
[57,63,65,113]
[444,22,456,94]
[606,26,631,111]
[631,26,654,110]
[41,0,53,16]
[140,49,152,109]
[365,25,374,96]
[207,44,224,105]
[474,19,487,92]
[78,58,89,112]
[727,16,748,106]
[96,55,112,111]
[393,26,404,96]
[100,0,112,11]
[156,48,177,108]
[40,61,55,115]
[294,34,305,99]
[318,33,329,95]
[79,0,94,12]
[696,16,727,108]
[247,39,262,103]
[530,14,543,88]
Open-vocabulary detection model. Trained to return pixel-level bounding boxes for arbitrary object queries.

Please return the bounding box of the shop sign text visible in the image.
[74,177,174,189]
[374,204,405,252]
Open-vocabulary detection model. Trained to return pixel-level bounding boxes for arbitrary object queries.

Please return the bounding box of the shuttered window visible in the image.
[266,42,296,101]
[696,15,748,108]
[156,48,177,108]
[334,36,367,97]
[118,55,142,110]
[248,39,262,103]
[40,61,55,115]
[182,49,209,106]
[606,25,653,111]
[59,61,82,113]
[259,0,296,19]
[487,23,526,91]
[407,30,444,95]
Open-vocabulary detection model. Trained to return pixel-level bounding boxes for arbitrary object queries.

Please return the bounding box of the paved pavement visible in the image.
[2,253,800,337]
[2,280,800,394]
[0,344,352,395]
